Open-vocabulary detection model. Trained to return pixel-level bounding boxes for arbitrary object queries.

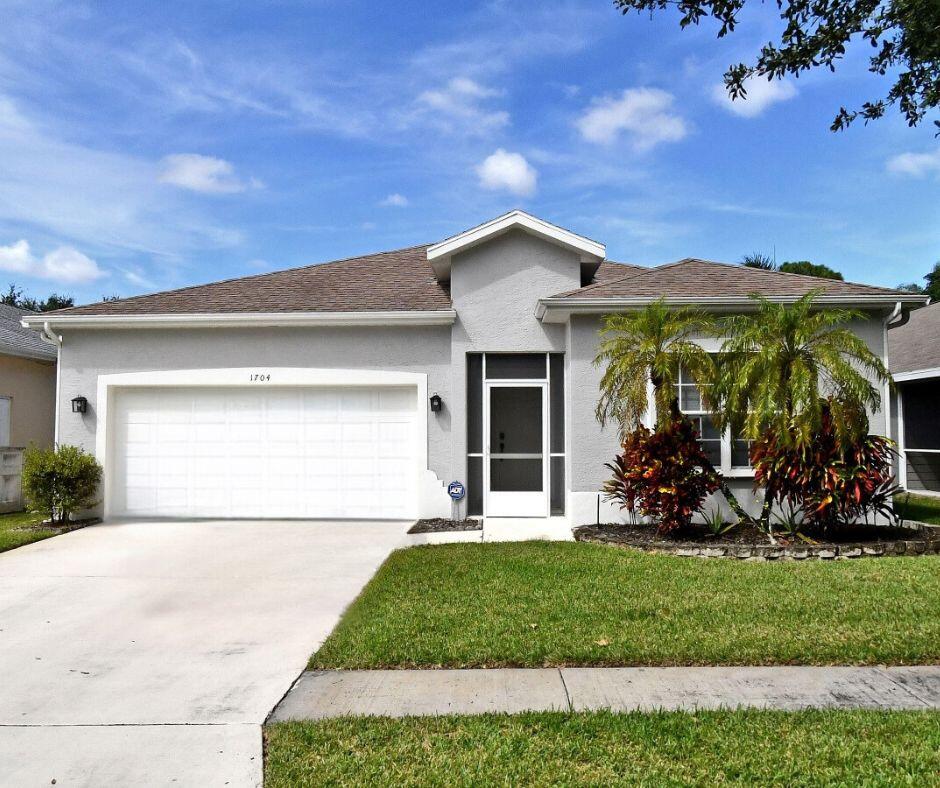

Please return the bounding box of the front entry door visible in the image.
[485,382,548,517]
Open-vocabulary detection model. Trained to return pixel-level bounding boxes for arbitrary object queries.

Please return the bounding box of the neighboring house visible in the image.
[22,211,925,531]
[1,303,57,511]
[889,302,940,495]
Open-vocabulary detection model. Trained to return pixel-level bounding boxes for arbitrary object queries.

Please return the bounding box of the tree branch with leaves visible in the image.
[613,0,940,132]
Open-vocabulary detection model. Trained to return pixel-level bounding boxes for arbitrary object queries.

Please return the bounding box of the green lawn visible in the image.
[0,510,59,553]
[265,710,940,787]
[896,492,940,525]
[310,542,940,668]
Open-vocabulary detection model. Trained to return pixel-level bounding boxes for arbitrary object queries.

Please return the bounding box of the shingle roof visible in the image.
[53,245,451,316]
[590,260,645,284]
[554,258,915,300]
[0,304,57,360]
[45,243,916,321]
[889,303,940,375]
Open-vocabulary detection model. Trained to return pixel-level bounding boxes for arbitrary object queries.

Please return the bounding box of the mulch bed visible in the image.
[576,521,933,549]
[19,517,101,534]
[574,521,940,560]
[408,518,483,534]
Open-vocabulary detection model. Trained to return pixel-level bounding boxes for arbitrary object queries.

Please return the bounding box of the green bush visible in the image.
[22,445,102,524]
[603,417,721,534]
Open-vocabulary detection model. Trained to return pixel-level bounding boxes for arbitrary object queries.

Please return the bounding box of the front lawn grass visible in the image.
[0,510,58,553]
[896,492,940,525]
[265,709,940,787]
[310,542,940,668]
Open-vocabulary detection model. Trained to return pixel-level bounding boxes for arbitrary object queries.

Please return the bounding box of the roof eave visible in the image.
[21,310,458,330]
[893,366,940,382]
[0,342,57,362]
[536,294,927,323]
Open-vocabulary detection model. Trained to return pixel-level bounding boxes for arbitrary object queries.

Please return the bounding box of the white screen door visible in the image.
[484,382,548,516]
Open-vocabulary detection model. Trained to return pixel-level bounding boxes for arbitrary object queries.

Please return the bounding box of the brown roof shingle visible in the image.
[554,258,917,300]
[590,260,645,284]
[889,303,940,375]
[54,245,451,316]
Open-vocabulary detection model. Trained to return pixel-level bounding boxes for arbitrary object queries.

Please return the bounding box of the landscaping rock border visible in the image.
[574,522,940,561]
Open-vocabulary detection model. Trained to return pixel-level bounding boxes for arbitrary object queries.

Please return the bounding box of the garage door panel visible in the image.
[111,385,417,519]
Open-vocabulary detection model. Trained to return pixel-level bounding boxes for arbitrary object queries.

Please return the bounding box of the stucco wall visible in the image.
[447,230,581,493]
[0,353,56,448]
[56,325,453,482]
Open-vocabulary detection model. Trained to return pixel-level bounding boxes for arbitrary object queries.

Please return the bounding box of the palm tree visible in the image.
[712,291,892,447]
[594,299,751,522]
[594,299,713,433]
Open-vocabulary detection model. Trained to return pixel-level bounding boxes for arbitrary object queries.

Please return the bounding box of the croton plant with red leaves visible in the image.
[751,401,899,532]
[603,417,721,534]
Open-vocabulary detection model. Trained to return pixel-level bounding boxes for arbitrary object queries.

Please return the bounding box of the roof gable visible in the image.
[426,210,606,282]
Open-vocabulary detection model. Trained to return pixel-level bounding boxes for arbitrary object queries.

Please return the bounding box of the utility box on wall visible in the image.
[0,448,24,513]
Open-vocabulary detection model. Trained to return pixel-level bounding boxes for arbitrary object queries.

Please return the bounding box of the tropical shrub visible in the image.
[751,403,899,534]
[22,445,102,525]
[603,417,721,534]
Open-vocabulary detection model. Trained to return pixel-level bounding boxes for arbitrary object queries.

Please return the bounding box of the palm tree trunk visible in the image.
[718,480,755,525]
[758,487,777,543]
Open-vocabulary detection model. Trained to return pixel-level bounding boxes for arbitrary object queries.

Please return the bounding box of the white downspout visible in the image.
[41,322,63,446]
[882,302,902,498]
[882,302,903,442]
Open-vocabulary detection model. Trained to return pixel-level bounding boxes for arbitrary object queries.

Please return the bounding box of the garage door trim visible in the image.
[95,368,433,520]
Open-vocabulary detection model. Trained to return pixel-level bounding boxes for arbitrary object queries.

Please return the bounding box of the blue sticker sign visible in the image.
[447,481,466,501]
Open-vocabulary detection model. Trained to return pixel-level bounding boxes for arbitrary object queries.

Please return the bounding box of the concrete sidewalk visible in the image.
[270,666,940,721]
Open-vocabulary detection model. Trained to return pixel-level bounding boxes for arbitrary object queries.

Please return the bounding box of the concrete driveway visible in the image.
[0,519,408,787]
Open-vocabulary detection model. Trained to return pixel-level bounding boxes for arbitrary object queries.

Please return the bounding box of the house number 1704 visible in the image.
[249,373,271,382]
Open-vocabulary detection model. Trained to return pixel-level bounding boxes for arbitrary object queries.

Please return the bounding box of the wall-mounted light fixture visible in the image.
[429,393,443,412]
[71,396,88,414]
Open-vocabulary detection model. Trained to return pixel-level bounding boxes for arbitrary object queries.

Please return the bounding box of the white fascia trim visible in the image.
[894,367,940,382]
[427,210,605,279]
[22,310,457,330]
[94,367,433,520]
[536,296,923,323]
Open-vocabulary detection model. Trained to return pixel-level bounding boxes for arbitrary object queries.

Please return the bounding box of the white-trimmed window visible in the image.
[674,365,751,474]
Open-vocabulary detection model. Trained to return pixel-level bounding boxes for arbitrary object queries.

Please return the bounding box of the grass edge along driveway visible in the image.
[265,709,940,787]
[310,541,940,669]
[0,510,60,553]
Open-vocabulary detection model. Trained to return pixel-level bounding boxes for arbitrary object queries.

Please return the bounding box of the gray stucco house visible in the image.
[889,302,940,495]
[22,211,925,534]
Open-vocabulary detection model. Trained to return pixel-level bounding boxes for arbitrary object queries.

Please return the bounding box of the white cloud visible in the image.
[476,149,537,196]
[0,95,242,258]
[159,153,261,194]
[886,149,940,179]
[413,77,509,135]
[576,88,687,150]
[122,268,156,289]
[380,193,409,207]
[712,77,797,118]
[0,239,106,283]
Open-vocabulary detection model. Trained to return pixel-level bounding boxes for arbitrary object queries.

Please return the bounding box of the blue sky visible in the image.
[0,0,937,304]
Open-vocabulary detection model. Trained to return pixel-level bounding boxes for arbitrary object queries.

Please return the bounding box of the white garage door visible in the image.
[111,386,417,519]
